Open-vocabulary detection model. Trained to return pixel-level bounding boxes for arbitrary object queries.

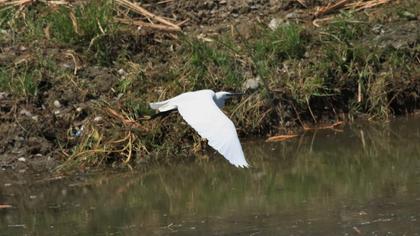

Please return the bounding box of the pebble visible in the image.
[61,63,72,69]
[268,18,283,31]
[117,68,126,75]
[53,100,62,108]
[0,92,9,100]
[19,109,32,117]
[94,116,103,122]
[18,157,26,162]
[285,12,299,19]
[76,107,83,113]
[243,76,261,90]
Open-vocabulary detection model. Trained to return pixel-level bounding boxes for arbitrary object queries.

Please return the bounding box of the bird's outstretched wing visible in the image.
[173,90,249,168]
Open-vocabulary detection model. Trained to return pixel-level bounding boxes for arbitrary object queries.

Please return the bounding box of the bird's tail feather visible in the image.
[150,100,177,112]
[149,100,168,110]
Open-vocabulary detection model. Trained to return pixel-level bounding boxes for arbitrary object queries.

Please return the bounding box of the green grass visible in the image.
[48,0,115,45]
[0,69,8,91]
[181,38,244,90]
[326,12,367,42]
[0,68,38,97]
[250,24,306,79]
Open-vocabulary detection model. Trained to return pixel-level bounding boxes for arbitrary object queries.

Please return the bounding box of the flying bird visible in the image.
[149,89,249,168]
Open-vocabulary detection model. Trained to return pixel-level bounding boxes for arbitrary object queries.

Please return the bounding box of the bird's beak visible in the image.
[228,92,244,97]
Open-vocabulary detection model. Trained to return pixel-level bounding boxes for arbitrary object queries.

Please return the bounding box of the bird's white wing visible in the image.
[174,91,249,168]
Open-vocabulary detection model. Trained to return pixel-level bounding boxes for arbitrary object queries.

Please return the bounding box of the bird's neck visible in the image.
[213,95,226,109]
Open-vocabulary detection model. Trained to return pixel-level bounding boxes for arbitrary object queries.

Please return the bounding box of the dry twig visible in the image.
[303,121,344,131]
[296,0,308,8]
[314,0,350,17]
[115,18,180,32]
[266,134,299,142]
[0,204,13,209]
[115,0,181,31]
[0,0,68,7]
[346,0,390,11]
[314,0,392,19]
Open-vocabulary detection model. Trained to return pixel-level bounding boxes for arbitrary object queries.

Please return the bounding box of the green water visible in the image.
[1,117,420,235]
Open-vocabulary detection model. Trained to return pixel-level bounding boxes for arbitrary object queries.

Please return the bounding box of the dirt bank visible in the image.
[0,0,419,172]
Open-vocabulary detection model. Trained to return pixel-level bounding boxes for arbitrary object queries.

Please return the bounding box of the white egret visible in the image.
[149,89,249,168]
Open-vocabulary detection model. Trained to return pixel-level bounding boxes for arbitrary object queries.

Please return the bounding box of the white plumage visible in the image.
[150,89,249,168]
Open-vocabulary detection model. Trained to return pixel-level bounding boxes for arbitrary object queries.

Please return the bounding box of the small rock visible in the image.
[268,18,284,31]
[94,116,103,122]
[31,116,39,122]
[285,12,299,19]
[250,4,258,10]
[53,100,62,108]
[243,76,261,90]
[0,92,9,100]
[76,107,83,113]
[18,157,26,162]
[19,109,32,117]
[61,63,72,69]
[54,110,61,115]
[19,45,27,51]
[117,68,126,75]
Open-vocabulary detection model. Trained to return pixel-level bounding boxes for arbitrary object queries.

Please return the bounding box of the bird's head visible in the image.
[214,91,243,108]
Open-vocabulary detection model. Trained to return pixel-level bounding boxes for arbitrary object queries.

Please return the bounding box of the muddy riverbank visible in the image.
[0,0,419,172]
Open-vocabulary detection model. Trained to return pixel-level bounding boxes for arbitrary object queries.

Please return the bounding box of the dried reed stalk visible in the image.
[0,0,68,7]
[345,0,391,11]
[296,0,308,8]
[314,0,392,18]
[314,0,350,17]
[266,134,299,142]
[115,17,180,32]
[115,0,181,31]
[0,0,33,7]
[303,121,344,131]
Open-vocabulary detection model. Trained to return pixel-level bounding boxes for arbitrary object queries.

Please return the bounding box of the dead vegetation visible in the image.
[313,0,392,18]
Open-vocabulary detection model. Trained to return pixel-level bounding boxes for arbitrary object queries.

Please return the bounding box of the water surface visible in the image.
[1,117,420,235]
